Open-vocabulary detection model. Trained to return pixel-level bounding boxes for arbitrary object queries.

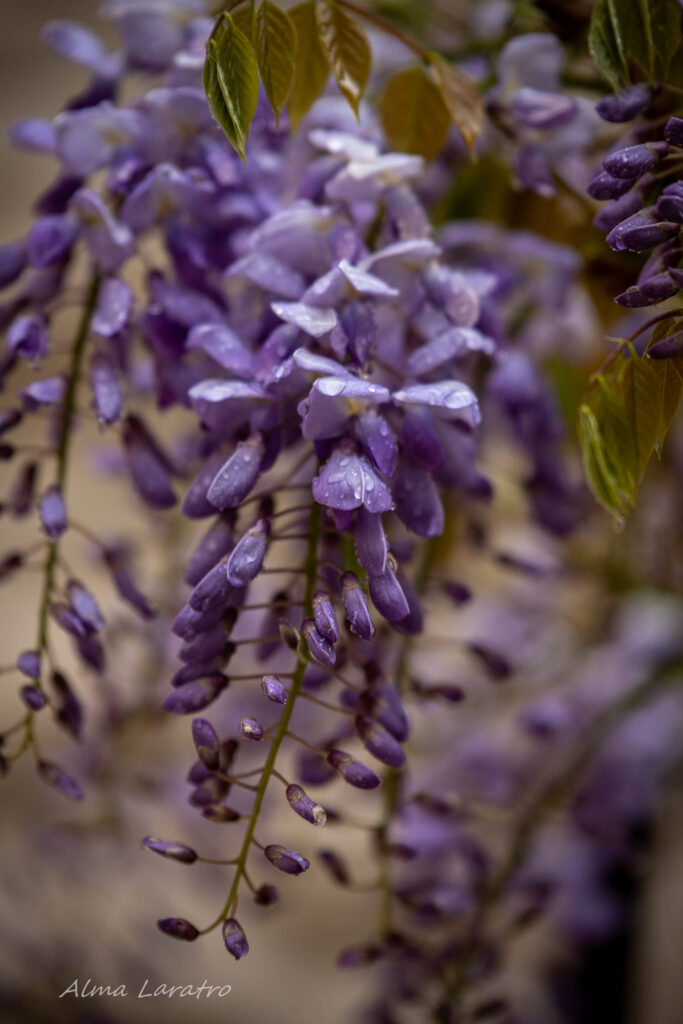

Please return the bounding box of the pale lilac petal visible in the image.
[271,301,337,338]
[186,324,254,379]
[393,381,481,427]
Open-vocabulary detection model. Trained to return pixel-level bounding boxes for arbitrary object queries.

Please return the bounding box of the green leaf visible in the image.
[579,404,630,523]
[578,341,683,524]
[378,66,450,161]
[205,14,259,161]
[287,1,330,131]
[588,0,626,90]
[428,54,484,155]
[588,0,681,88]
[649,0,683,78]
[253,0,297,126]
[316,0,372,118]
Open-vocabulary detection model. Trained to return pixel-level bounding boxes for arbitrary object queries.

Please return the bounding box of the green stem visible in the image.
[212,500,322,926]
[36,272,101,656]
[13,273,100,759]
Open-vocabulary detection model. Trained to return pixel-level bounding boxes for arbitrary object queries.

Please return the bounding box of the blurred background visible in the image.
[0,4,682,1024]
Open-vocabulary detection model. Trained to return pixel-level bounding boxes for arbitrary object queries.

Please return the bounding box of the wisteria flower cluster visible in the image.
[1,2,682,1023]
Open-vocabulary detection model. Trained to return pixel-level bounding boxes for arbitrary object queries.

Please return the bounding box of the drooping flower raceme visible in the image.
[1,6,681,1024]
[0,1,504,956]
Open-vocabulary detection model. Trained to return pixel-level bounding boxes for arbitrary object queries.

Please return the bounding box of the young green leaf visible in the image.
[428,54,484,155]
[588,0,627,90]
[316,0,371,118]
[579,404,630,524]
[205,14,259,162]
[378,66,450,161]
[649,0,683,79]
[287,1,330,131]
[254,0,297,126]
[588,0,681,88]
[578,341,683,524]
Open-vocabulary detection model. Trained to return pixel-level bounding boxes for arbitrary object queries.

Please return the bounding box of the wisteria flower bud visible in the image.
[664,116,683,146]
[302,618,336,666]
[0,409,22,436]
[278,619,300,651]
[587,171,636,201]
[254,884,279,906]
[171,601,224,641]
[602,142,668,179]
[39,485,67,539]
[52,602,87,638]
[75,633,105,674]
[240,717,264,741]
[0,552,24,580]
[178,622,229,664]
[7,314,49,361]
[648,331,683,359]
[201,805,241,823]
[189,559,234,613]
[356,716,406,767]
[222,918,249,959]
[102,545,155,619]
[392,460,444,538]
[368,564,410,622]
[657,182,683,223]
[20,685,47,711]
[617,273,680,307]
[122,415,176,510]
[286,783,327,826]
[162,675,227,715]
[192,717,220,771]
[172,660,222,689]
[606,208,679,252]
[596,85,650,122]
[226,518,269,586]
[327,749,381,790]
[189,776,229,808]
[354,508,388,576]
[318,849,351,886]
[185,514,234,586]
[261,675,288,704]
[372,681,410,741]
[312,590,340,642]
[66,579,104,633]
[141,837,198,864]
[265,844,310,875]
[10,461,38,516]
[17,649,40,679]
[207,433,264,510]
[341,572,374,640]
[38,760,83,801]
[51,670,83,739]
[157,918,199,941]
[469,642,512,680]
[90,352,123,425]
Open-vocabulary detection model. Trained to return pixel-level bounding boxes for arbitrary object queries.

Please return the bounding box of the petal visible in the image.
[271,301,337,338]
[392,460,444,538]
[393,381,481,428]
